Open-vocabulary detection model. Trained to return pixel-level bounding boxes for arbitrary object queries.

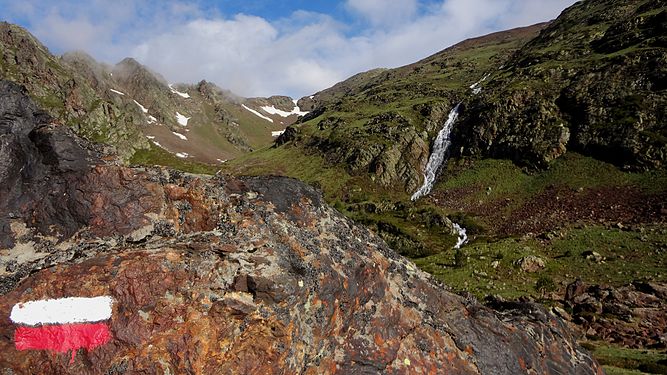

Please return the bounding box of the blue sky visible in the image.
[1,0,578,97]
[208,1,350,21]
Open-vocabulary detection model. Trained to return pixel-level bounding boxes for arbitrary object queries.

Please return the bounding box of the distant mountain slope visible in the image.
[0,22,148,161]
[232,0,665,195]
[61,53,302,164]
[0,22,307,165]
[279,23,547,193]
[455,0,667,170]
[300,24,548,112]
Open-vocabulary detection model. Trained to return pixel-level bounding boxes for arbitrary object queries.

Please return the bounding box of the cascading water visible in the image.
[453,223,468,249]
[469,73,490,95]
[411,72,492,202]
[410,103,461,201]
[410,72,491,248]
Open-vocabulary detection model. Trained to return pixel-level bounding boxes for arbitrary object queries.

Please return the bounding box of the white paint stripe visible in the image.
[10,296,113,325]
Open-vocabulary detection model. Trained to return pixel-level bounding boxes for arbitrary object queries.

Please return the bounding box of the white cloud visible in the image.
[1,0,579,98]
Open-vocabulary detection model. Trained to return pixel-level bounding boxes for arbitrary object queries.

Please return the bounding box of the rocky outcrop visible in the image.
[0,81,102,249]
[0,81,604,373]
[515,256,547,273]
[60,51,114,94]
[454,0,667,170]
[564,279,667,349]
[300,110,434,192]
[0,23,149,162]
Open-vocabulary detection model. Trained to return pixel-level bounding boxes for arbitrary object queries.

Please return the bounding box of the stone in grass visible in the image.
[582,250,605,263]
[515,255,546,273]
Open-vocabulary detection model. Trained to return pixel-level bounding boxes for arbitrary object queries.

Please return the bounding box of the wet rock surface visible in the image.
[0,81,604,374]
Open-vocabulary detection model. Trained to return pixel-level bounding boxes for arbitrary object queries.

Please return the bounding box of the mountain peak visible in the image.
[113,57,167,85]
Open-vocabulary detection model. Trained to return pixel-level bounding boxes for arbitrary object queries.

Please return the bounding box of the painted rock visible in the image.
[0,80,604,373]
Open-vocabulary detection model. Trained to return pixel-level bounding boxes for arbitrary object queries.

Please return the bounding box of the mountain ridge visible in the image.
[0,22,307,166]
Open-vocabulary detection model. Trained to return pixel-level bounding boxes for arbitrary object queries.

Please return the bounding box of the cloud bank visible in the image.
[1,0,578,97]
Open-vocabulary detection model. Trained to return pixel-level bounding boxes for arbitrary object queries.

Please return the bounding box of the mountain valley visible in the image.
[1,0,666,373]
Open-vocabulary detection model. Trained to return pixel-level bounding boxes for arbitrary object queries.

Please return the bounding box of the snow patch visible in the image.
[133,100,148,113]
[147,115,157,124]
[272,130,285,137]
[172,132,187,141]
[145,135,156,139]
[175,112,190,126]
[175,152,189,158]
[242,104,273,123]
[216,159,227,164]
[152,140,164,149]
[261,103,308,118]
[169,84,190,99]
[109,89,125,96]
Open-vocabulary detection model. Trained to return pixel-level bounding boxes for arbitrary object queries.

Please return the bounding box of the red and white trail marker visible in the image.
[10,296,114,363]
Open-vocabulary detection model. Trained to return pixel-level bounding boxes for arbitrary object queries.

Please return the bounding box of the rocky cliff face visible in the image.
[0,80,603,374]
[454,0,666,170]
[0,23,150,162]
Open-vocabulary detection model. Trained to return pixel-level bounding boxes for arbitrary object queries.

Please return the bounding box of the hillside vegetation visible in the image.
[223,2,667,372]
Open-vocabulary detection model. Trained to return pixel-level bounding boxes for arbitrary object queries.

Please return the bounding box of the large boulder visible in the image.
[0,80,603,374]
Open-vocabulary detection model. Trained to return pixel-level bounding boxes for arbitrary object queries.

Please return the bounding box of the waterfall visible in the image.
[410,103,461,201]
[411,72,492,202]
[469,73,490,95]
[453,223,468,249]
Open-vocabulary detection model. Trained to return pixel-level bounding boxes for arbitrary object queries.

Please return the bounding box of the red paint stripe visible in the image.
[14,322,111,354]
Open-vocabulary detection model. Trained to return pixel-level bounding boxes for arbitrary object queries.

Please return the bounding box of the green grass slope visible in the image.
[223,2,667,371]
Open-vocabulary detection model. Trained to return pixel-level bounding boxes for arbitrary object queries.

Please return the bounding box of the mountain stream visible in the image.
[410,103,461,201]
[410,73,491,247]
